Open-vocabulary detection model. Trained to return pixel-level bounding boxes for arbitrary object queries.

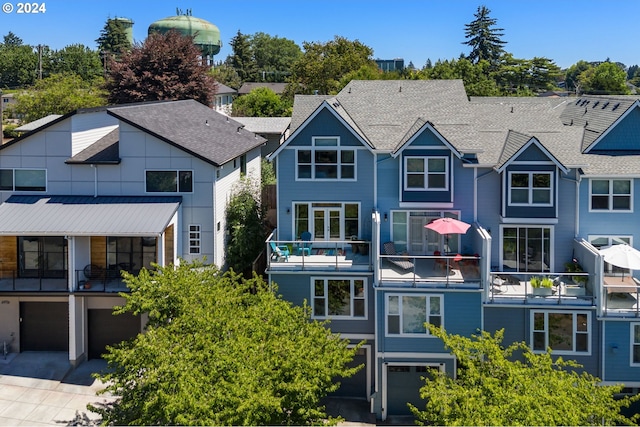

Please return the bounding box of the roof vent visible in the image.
[602,102,609,109]
[592,101,599,108]
[613,103,620,111]
[399,86,402,92]
[570,119,573,126]
[511,106,514,113]
[205,120,209,126]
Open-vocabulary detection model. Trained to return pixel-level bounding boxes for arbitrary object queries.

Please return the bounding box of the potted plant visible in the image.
[565,259,588,286]
[531,276,554,296]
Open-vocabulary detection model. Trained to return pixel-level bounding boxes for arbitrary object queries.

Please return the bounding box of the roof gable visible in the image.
[584,102,640,153]
[496,130,568,174]
[107,100,265,166]
[392,120,462,158]
[268,100,373,160]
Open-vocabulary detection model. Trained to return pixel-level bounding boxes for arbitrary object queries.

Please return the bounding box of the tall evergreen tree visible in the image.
[463,5,506,65]
[96,18,132,61]
[228,30,257,83]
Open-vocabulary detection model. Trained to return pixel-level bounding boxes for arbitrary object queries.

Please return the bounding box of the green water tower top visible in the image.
[148,14,222,56]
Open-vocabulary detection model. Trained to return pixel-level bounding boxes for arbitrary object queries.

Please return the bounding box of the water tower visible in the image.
[148,10,222,66]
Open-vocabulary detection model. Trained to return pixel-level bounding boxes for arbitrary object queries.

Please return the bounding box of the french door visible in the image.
[313,207,341,241]
[19,236,67,278]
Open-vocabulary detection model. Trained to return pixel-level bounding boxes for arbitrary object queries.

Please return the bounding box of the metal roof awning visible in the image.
[0,195,182,236]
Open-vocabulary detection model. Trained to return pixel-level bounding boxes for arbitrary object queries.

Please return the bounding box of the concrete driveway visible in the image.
[0,352,113,426]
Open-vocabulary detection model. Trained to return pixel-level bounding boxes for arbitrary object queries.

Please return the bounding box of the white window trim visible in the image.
[0,168,47,192]
[530,310,591,356]
[188,224,201,255]
[499,225,554,273]
[403,156,449,192]
[385,293,443,337]
[311,277,367,320]
[631,323,640,367]
[507,171,553,207]
[295,136,357,181]
[589,178,633,213]
[293,202,361,241]
[145,169,194,194]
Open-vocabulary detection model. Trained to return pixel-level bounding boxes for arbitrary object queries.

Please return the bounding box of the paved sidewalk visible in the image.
[0,352,113,426]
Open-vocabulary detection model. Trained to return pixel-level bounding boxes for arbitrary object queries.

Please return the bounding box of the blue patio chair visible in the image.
[270,241,290,262]
[298,231,312,256]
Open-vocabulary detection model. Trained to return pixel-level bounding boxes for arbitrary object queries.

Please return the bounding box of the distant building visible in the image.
[375,58,404,72]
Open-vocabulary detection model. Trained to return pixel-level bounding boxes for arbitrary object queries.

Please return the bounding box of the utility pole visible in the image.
[38,45,43,80]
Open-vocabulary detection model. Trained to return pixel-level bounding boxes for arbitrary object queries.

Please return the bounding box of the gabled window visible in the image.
[532,311,590,355]
[0,169,46,192]
[404,156,448,191]
[146,170,193,193]
[508,172,552,206]
[386,294,442,336]
[296,137,355,180]
[312,278,366,319]
[590,179,632,212]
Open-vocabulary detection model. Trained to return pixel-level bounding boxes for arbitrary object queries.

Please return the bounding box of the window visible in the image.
[386,294,442,336]
[312,278,366,319]
[532,311,590,355]
[240,154,247,175]
[590,179,632,211]
[404,156,448,191]
[146,170,193,193]
[296,137,355,180]
[0,169,46,191]
[107,237,157,273]
[632,324,640,365]
[502,226,551,272]
[509,172,552,206]
[189,225,201,254]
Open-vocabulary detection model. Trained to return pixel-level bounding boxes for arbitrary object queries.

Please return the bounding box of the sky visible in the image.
[0,0,638,70]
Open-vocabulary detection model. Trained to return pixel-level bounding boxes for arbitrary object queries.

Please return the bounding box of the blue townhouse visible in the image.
[267,80,640,420]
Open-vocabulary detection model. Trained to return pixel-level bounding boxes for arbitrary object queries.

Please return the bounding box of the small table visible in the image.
[604,276,639,294]
[297,247,311,256]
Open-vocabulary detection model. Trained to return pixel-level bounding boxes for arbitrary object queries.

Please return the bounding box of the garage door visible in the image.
[20,302,69,351]
[386,365,435,415]
[331,347,368,398]
[88,309,140,359]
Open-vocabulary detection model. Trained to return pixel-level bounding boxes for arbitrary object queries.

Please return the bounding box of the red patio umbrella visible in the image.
[425,217,471,254]
[424,217,471,235]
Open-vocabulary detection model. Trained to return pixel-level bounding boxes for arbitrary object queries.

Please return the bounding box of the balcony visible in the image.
[603,275,640,316]
[0,270,68,292]
[266,237,372,272]
[379,253,482,288]
[488,271,594,305]
[74,264,134,293]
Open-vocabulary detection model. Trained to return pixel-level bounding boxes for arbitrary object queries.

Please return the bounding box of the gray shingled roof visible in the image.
[0,195,181,236]
[14,115,63,132]
[66,128,120,164]
[107,100,266,166]
[233,117,290,135]
[286,81,640,176]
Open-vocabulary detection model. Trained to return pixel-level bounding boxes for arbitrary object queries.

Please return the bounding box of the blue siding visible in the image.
[590,107,640,151]
[603,320,640,383]
[275,108,375,241]
[270,272,375,335]
[377,290,482,353]
[486,306,600,376]
[515,143,552,161]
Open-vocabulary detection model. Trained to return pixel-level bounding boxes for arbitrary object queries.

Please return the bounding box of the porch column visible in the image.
[68,295,86,366]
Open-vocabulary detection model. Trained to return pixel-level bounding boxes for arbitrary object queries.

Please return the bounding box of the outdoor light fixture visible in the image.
[384,213,388,222]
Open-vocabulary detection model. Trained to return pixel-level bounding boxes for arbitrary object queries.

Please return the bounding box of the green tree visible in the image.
[565,60,593,93]
[225,177,267,274]
[0,33,38,88]
[47,44,102,81]
[580,61,630,95]
[250,32,302,82]
[229,30,258,83]
[463,5,507,65]
[232,86,290,117]
[13,73,107,123]
[96,17,132,58]
[105,30,217,106]
[210,62,242,89]
[410,326,638,426]
[93,262,360,425]
[286,36,376,96]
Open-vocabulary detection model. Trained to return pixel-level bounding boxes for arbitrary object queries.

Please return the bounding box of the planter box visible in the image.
[565,286,585,296]
[532,287,553,296]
